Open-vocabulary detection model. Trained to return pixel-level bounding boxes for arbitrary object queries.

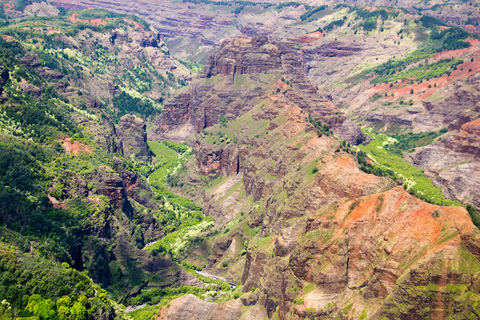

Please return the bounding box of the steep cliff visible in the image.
[117,114,151,161]
[153,37,368,145]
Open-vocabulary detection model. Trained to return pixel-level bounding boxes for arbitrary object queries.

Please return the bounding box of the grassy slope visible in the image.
[359,128,461,206]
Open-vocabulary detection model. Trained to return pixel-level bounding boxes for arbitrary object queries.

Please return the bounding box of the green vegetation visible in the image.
[276,2,303,10]
[146,140,215,260]
[365,18,477,85]
[0,8,184,110]
[147,218,214,258]
[307,114,333,137]
[320,19,344,32]
[300,5,327,21]
[126,286,206,306]
[358,130,461,206]
[359,19,377,32]
[111,91,162,122]
[467,204,480,230]
[303,283,316,295]
[370,57,463,84]
[419,15,445,28]
[356,150,396,180]
[353,7,390,20]
[148,140,200,210]
[430,26,473,52]
[387,128,448,156]
[183,268,230,291]
[0,10,198,317]
[3,3,480,319]
[347,7,400,33]
[0,228,120,319]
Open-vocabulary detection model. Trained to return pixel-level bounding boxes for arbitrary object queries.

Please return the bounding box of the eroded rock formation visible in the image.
[117,114,151,161]
[153,37,368,145]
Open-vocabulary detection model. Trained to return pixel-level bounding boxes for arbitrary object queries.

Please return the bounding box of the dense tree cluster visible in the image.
[112,91,159,122]
[300,5,327,21]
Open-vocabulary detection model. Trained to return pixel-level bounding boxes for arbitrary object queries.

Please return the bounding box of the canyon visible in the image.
[1,1,480,319]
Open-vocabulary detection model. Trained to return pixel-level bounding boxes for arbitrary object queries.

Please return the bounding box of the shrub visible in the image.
[467,204,480,229]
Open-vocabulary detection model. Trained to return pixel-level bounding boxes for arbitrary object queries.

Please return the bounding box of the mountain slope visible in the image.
[0,8,214,318]
[157,73,480,319]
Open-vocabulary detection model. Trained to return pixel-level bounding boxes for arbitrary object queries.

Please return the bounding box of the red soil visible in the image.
[295,31,323,44]
[47,194,67,209]
[124,18,144,30]
[156,305,169,320]
[361,39,480,103]
[1,35,14,41]
[334,186,473,254]
[90,18,107,26]
[448,118,480,150]
[461,117,480,131]
[464,24,478,34]
[68,13,89,23]
[364,6,378,12]
[68,13,113,26]
[439,26,450,31]
[46,27,61,35]
[3,3,14,9]
[57,137,92,155]
[434,38,478,60]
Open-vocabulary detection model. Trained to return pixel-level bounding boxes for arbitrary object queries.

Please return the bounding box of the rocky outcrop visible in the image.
[153,37,369,145]
[109,28,160,48]
[195,142,239,177]
[300,41,363,57]
[409,118,480,209]
[19,52,63,80]
[120,169,157,209]
[411,79,480,132]
[18,80,42,98]
[24,2,60,17]
[86,168,131,211]
[117,114,151,161]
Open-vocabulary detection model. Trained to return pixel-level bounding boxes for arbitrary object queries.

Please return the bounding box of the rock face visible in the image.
[154,37,368,145]
[409,118,480,209]
[195,142,239,177]
[117,114,151,161]
[165,80,480,319]
[19,52,64,80]
[24,2,60,17]
[86,168,132,211]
